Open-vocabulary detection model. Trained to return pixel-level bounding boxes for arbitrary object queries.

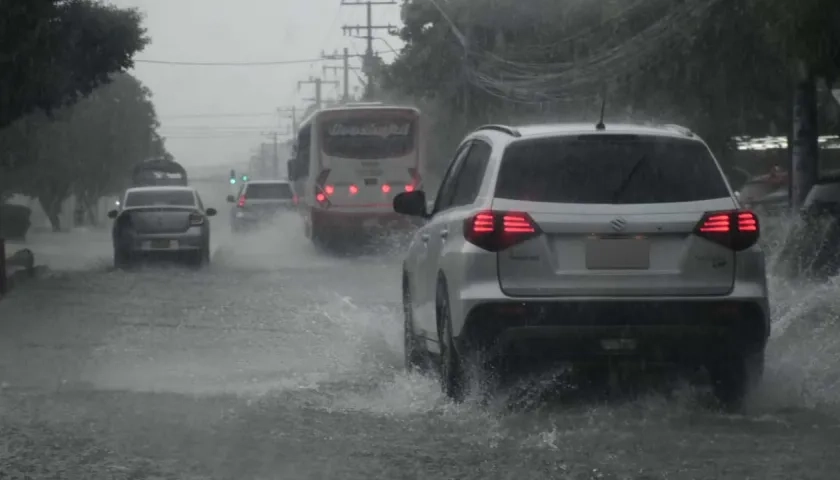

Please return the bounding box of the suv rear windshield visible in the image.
[494,135,730,204]
[245,183,293,199]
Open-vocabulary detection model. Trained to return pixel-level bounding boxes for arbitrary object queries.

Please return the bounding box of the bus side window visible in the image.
[294,124,311,178]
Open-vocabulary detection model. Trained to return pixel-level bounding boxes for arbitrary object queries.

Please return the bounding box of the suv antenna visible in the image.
[595,94,606,131]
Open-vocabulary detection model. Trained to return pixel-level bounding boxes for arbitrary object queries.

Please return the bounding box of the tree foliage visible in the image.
[0,74,165,230]
[0,0,148,135]
[381,0,840,175]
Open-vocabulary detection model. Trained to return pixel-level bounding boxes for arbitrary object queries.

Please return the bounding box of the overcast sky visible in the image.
[108,0,404,167]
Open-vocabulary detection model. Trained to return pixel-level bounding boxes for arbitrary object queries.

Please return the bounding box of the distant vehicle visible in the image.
[286,103,425,246]
[226,179,295,233]
[394,122,769,410]
[108,186,216,268]
[738,168,789,215]
[132,159,188,187]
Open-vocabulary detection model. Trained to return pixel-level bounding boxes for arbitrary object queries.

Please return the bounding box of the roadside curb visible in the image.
[0,245,49,300]
[5,264,50,294]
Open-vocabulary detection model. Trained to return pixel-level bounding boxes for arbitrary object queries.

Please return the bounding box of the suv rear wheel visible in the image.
[708,350,764,412]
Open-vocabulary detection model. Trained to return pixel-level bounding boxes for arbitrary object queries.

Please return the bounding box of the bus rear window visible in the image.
[321,117,415,159]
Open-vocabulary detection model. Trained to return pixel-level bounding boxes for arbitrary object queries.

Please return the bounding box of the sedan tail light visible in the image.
[237,195,246,207]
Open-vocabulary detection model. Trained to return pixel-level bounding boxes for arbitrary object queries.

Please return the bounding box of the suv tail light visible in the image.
[694,210,759,251]
[189,212,205,226]
[237,195,246,207]
[463,210,541,252]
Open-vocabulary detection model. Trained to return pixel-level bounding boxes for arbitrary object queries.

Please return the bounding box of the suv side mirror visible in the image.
[393,191,428,218]
[107,209,118,219]
[226,195,235,203]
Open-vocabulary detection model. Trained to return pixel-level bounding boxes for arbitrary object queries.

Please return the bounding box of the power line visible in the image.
[135,52,384,67]
[160,112,279,119]
[135,58,325,66]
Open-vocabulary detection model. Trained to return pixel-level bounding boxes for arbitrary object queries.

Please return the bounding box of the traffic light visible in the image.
[241,174,249,182]
[229,169,236,184]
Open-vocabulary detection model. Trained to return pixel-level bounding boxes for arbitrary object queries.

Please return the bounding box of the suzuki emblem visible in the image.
[610,217,627,232]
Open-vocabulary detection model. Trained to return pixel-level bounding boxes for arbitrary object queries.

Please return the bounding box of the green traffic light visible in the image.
[229,178,236,184]
[242,175,249,182]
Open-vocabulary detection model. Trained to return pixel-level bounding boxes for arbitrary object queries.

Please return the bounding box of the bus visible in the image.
[131,159,188,187]
[287,103,424,244]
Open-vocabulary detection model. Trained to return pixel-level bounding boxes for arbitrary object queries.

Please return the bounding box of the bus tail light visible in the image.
[381,184,391,193]
[404,184,415,192]
[408,168,421,189]
[314,169,332,206]
[349,184,359,195]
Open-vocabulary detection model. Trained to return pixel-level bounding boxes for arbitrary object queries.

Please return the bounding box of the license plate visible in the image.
[601,338,637,351]
[585,237,650,269]
[146,239,178,249]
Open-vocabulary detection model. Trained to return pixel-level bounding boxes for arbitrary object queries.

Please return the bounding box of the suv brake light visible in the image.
[694,210,759,251]
[463,210,540,252]
[237,195,246,207]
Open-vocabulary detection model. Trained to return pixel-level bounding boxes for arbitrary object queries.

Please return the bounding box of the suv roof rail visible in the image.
[474,124,521,137]
[662,124,695,137]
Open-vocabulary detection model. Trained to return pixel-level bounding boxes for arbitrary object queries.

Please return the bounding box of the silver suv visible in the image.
[393,123,770,409]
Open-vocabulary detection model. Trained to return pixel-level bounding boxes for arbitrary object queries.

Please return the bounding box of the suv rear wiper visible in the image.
[611,155,648,203]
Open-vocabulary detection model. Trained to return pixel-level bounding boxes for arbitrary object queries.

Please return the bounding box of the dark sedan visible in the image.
[228,180,295,233]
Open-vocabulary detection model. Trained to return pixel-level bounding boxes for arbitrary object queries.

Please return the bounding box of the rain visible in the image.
[1,0,840,479]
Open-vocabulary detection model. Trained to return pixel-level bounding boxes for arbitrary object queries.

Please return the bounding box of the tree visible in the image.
[0,73,164,230]
[381,0,840,189]
[0,0,148,161]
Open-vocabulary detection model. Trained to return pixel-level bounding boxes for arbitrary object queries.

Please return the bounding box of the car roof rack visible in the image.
[662,124,695,137]
[474,124,521,137]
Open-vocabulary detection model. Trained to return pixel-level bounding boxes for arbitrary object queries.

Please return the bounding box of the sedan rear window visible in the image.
[124,190,196,207]
[245,183,293,199]
[494,135,730,204]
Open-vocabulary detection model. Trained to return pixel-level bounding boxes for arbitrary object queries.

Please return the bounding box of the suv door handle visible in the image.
[420,233,429,242]
[440,229,448,239]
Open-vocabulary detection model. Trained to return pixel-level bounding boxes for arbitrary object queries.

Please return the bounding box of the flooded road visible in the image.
[2,186,840,479]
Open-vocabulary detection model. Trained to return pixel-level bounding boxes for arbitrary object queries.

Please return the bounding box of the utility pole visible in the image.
[298,77,339,110]
[272,131,279,179]
[790,60,820,210]
[322,48,360,102]
[341,0,396,99]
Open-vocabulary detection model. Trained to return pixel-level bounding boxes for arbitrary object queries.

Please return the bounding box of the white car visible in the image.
[394,123,770,409]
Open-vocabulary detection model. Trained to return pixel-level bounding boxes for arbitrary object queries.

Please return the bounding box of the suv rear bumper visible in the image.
[457,299,769,364]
